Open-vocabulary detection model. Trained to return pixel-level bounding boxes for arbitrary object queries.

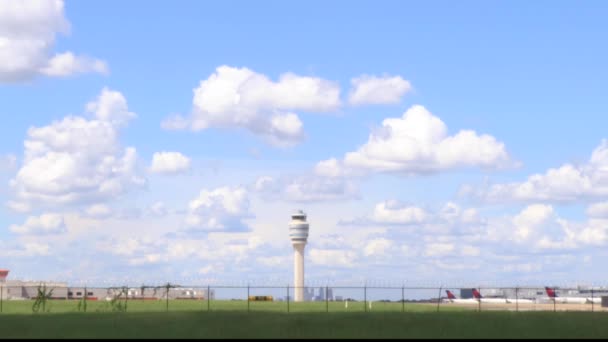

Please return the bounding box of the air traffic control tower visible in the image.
[289,210,309,302]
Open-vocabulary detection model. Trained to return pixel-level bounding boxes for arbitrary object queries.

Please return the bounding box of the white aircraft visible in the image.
[545,287,588,304]
[505,297,535,304]
[472,289,508,304]
[444,290,479,304]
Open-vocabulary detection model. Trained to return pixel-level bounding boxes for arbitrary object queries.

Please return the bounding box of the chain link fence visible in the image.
[0,283,606,313]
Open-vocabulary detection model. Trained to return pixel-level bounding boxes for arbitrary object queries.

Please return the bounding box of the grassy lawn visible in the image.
[0,299,472,314]
[1,310,608,339]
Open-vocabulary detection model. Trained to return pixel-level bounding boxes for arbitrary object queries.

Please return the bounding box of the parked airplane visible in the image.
[505,297,535,304]
[444,290,479,304]
[544,287,588,304]
[472,289,508,304]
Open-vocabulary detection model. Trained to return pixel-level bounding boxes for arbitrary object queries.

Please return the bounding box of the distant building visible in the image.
[304,287,314,301]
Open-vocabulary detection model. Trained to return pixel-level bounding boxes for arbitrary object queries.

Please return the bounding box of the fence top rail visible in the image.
[5,284,608,291]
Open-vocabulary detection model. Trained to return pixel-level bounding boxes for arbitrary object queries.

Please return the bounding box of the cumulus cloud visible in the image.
[424,243,455,257]
[85,204,112,219]
[39,51,108,77]
[8,88,145,212]
[512,204,554,242]
[370,201,428,224]
[586,202,608,218]
[473,203,608,250]
[0,242,50,257]
[162,65,341,146]
[341,200,479,228]
[146,201,170,217]
[464,139,608,203]
[85,87,136,126]
[149,152,191,174]
[316,105,513,176]
[9,213,66,235]
[253,174,359,202]
[348,74,411,105]
[309,249,356,268]
[0,0,108,82]
[363,238,394,257]
[184,186,252,231]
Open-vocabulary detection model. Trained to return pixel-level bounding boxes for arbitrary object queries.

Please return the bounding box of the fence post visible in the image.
[477,286,481,312]
[364,285,367,313]
[247,284,250,313]
[515,286,519,313]
[326,286,329,313]
[84,286,87,313]
[165,284,169,313]
[401,286,404,313]
[1,284,3,313]
[207,285,210,312]
[592,288,595,312]
[287,284,290,313]
[436,286,442,312]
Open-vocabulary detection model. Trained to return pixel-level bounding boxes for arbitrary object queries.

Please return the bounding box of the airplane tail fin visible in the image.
[446,290,456,299]
[472,288,482,299]
[545,287,557,298]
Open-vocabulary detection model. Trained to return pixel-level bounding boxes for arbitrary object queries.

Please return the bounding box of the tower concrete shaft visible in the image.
[293,243,305,302]
[289,210,309,302]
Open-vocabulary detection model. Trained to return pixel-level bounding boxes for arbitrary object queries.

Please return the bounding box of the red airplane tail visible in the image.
[545,287,557,298]
[472,288,482,299]
[446,290,456,299]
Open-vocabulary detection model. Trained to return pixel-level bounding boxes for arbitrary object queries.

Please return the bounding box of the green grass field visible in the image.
[0,300,607,338]
[1,309,608,339]
[0,299,473,314]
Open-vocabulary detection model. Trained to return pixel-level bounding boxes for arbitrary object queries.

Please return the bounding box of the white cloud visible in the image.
[150,152,191,174]
[586,202,608,218]
[39,51,108,77]
[512,204,554,242]
[318,105,513,175]
[466,139,608,203]
[162,65,341,146]
[85,204,112,219]
[0,242,50,257]
[9,213,66,235]
[371,200,428,224]
[309,249,356,268]
[257,256,289,267]
[6,201,31,213]
[424,243,455,257]
[85,87,136,127]
[147,201,169,217]
[363,238,393,257]
[8,88,145,212]
[460,245,480,256]
[348,74,411,105]
[340,200,479,228]
[184,186,252,231]
[0,0,107,82]
[253,175,359,202]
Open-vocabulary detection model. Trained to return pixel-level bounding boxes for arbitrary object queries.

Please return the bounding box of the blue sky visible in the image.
[1,0,608,288]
